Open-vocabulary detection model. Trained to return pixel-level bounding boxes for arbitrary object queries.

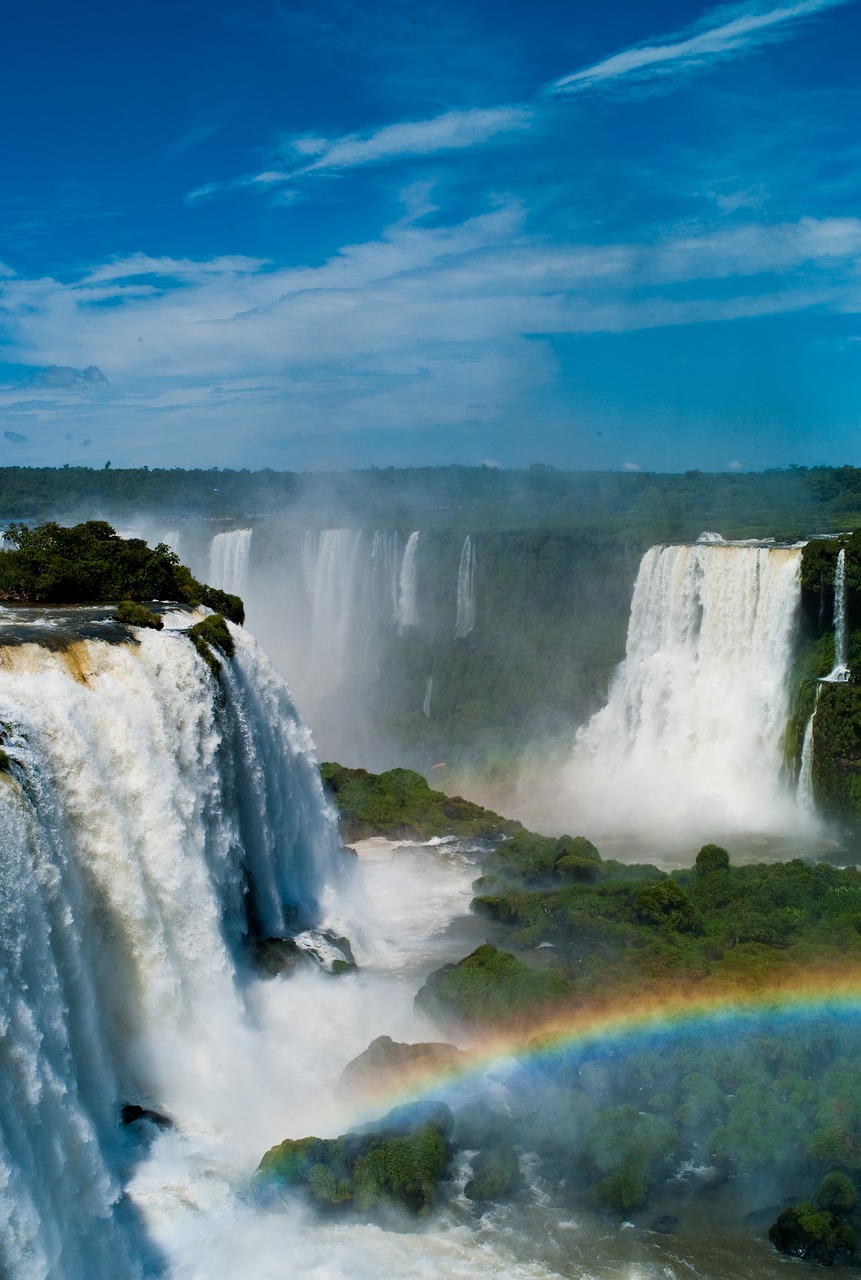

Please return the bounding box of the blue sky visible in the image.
[1,0,859,471]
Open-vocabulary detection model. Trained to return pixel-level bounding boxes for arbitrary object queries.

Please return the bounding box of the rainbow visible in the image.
[342,963,861,1120]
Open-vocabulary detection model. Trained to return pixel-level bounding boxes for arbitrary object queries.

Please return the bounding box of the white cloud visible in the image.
[551,0,853,94]
[284,106,532,176]
[0,211,859,462]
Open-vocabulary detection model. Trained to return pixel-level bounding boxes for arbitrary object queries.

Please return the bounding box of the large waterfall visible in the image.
[0,620,344,1278]
[559,542,817,843]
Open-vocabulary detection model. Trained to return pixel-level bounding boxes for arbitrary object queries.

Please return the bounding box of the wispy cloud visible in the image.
[187,0,853,205]
[551,0,854,94]
[288,106,532,175]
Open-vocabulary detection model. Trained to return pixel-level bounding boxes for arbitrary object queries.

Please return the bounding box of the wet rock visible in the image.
[464,1146,522,1202]
[337,1034,465,1101]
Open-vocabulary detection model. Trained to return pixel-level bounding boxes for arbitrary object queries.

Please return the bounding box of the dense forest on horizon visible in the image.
[1,463,861,540]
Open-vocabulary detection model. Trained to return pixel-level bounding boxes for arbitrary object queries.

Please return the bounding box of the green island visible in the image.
[259,763,861,1262]
[320,761,521,843]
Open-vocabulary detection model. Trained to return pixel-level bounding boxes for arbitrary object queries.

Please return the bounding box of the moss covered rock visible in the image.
[415,943,570,1033]
[464,1146,522,1202]
[320,762,521,842]
[256,1102,453,1217]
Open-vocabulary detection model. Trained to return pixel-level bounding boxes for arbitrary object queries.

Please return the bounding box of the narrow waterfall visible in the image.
[397,531,420,631]
[824,546,850,683]
[564,542,812,838]
[0,624,343,1278]
[455,535,475,638]
[423,675,433,718]
[797,684,822,810]
[209,529,253,595]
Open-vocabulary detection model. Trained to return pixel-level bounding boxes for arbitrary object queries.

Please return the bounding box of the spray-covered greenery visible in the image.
[415,943,570,1033]
[0,520,244,623]
[469,841,861,999]
[770,1173,857,1264]
[256,1102,453,1217]
[320,761,521,842]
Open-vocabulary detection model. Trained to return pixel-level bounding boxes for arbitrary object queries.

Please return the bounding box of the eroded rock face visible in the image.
[336,1035,465,1101]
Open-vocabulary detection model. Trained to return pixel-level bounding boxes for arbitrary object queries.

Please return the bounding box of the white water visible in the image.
[554,543,819,842]
[797,684,822,811]
[455,536,476,638]
[397,531,420,632]
[823,547,850,683]
[0,623,344,1278]
[209,529,253,596]
[423,676,433,718]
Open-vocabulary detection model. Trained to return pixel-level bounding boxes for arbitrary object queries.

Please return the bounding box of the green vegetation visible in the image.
[770,1173,857,1263]
[464,1146,522,1201]
[0,520,244,623]
[415,943,570,1033]
[187,615,235,673]
[320,761,521,842]
[470,839,861,998]
[786,532,861,825]
[256,1103,453,1217]
[115,600,163,630]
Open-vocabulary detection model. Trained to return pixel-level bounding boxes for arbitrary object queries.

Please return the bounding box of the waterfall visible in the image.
[423,675,433,718]
[208,529,253,596]
[397,531,420,632]
[301,529,366,690]
[455,535,475,638]
[797,684,822,811]
[565,542,813,838]
[209,529,252,595]
[824,547,850,683]
[0,623,343,1278]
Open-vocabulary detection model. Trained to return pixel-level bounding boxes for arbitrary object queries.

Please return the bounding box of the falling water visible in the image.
[397,531,420,631]
[208,529,253,595]
[560,542,816,841]
[797,684,822,811]
[0,620,344,1278]
[823,546,850,683]
[455,535,476,638]
[301,529,366,690]
[423,675,433,718]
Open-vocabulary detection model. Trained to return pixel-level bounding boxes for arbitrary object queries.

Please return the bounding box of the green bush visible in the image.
[115,599,163,630]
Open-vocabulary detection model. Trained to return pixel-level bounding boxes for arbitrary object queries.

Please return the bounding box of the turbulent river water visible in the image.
[125,835,807,1280]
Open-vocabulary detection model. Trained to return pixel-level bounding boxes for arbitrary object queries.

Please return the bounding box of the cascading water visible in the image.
[423,675,433,717]
[455,535,475,638]
[823,546,850,683]
[397,531,419,631]
[208,529,253,596]
[559,542,818,843]
[0,619,344,1278]
[302,529,367,691]
[797,684,822,810]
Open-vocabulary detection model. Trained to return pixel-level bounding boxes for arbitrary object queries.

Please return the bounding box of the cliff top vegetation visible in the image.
[0,520,244,622]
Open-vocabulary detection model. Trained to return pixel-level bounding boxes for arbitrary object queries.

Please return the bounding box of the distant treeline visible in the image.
[2,463,861,538]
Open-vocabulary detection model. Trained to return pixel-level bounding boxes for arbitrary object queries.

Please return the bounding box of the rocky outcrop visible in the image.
[336,1035,465,1101]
